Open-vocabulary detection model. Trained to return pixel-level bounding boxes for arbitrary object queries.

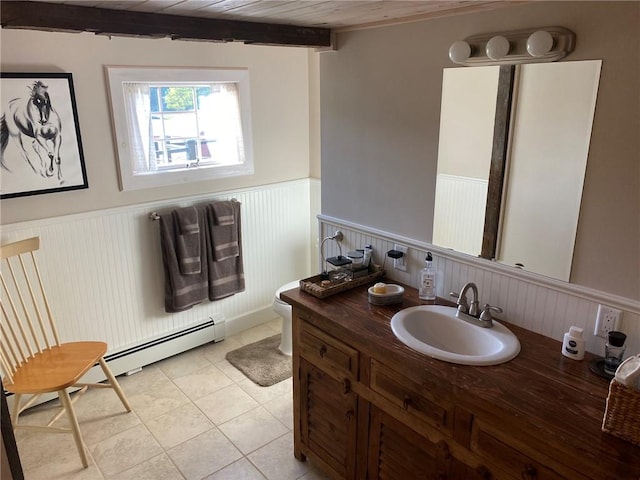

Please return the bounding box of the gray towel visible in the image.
[173,207,201,275]
[210,200,235,226]
[206,200,245,300]
[208,201,239,261]
[176,206,200,234]
[159,210,209,312]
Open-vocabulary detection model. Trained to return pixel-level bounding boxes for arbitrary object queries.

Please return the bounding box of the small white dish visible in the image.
[368,284,404,305]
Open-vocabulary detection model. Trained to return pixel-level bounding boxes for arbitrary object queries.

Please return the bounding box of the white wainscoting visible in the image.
[319,216,640,358]
[0,180,315,381]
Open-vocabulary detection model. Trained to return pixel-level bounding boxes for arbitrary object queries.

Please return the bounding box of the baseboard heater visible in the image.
[5,314,225,409]
[105,314,225,375]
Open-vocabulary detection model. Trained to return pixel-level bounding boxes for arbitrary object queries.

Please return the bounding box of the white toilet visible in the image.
[272,280,299,356]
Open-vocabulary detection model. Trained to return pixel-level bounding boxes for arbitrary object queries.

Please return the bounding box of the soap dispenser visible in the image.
[418,252,436,301]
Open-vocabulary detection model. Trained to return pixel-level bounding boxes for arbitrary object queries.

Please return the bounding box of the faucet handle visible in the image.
[479,304,503,323]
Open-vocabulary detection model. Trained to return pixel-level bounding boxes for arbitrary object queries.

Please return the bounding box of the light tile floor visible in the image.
[13,319,331,480]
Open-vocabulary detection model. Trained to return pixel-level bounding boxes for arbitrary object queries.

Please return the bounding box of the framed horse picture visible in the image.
[0,72,88,199]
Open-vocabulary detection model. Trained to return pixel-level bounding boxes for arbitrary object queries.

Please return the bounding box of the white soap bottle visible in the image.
[561,326,585,360]
[418,252,436,301]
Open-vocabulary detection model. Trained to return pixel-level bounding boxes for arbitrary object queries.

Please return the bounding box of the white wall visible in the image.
[0,28,315,224]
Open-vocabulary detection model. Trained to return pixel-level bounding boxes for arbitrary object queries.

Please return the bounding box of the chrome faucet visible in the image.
[456,282,480,317]
[450,282,502,328]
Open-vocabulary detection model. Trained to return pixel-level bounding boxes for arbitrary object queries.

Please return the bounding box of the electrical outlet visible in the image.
[594,304,622,338]
[393,244,408,271]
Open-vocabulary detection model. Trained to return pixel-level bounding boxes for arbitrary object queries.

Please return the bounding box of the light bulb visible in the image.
[448,40,471,64]
[527,30,554,57]
[486,35,510,60]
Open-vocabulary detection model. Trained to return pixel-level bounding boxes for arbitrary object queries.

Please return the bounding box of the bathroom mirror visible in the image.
[432,60,602,281]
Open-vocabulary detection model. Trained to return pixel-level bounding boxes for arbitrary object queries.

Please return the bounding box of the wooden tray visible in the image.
[300,270,384,299]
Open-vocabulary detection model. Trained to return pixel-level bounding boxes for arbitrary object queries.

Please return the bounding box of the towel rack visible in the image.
[149,198,238,221]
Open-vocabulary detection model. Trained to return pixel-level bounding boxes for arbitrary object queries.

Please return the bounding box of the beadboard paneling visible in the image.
[319,218,640,358]
[0,180,314,356]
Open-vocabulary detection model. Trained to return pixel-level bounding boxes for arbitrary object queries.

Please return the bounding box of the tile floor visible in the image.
[13,318,331,480]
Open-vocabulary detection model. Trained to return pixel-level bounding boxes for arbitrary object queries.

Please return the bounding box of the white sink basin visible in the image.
[390,305,520,366]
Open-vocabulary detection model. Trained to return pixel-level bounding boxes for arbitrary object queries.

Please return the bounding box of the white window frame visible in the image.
[105,66,254,191]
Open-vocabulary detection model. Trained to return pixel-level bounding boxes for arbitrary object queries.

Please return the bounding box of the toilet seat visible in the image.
[275,280,300,305]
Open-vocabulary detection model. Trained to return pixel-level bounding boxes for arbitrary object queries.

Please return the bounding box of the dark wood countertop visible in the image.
[282,282,640,479]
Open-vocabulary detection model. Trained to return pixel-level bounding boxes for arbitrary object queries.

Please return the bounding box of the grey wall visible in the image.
[320,1,640,300]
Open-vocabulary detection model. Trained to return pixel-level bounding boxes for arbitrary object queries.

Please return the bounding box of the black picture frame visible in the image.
[0,72,88,199]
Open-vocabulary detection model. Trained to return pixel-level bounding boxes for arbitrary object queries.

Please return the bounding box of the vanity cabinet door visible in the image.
[368,405,455,480]
[367,406,497,480]
[470,419,586,480]
[299,358,358,479]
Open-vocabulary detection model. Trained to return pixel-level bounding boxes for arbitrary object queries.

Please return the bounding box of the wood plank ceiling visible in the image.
[1,0,517,48]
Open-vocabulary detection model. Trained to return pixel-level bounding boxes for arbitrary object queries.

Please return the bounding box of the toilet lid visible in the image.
[276,280,300,301]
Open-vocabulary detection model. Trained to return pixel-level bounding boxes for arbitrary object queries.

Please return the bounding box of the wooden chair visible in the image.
[0,236,131,468]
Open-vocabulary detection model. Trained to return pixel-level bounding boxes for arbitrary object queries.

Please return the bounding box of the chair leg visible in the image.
[58,389,88,468]
[10,393,22,427]
[98,357,131,412]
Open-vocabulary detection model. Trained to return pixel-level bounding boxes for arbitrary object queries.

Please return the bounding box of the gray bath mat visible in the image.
[226,334,292,387]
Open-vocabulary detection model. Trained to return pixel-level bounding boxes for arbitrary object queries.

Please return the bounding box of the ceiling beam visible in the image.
[0,1,332,48]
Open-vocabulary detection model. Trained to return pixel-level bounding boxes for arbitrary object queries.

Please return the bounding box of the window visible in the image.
[106,67,254,191]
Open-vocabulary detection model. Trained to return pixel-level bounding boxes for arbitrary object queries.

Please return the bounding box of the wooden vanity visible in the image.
[281,283,640,480]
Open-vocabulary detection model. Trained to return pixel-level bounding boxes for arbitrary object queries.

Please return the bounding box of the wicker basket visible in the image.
[300,270,384,299]
[602,380,640,446]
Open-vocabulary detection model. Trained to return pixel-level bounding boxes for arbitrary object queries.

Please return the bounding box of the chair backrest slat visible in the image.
[5,259,44,353]
[0,302,24,369]
[19,253,55,350]
[0,271,36,358]
[0,348,14,384]
[0,237,61,384]
[30,251,60,346]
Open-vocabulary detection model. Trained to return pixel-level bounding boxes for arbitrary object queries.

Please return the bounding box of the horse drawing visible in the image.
[0,81,63,181]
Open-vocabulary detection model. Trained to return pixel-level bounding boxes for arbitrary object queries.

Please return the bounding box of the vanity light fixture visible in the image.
[448,27,575,66]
